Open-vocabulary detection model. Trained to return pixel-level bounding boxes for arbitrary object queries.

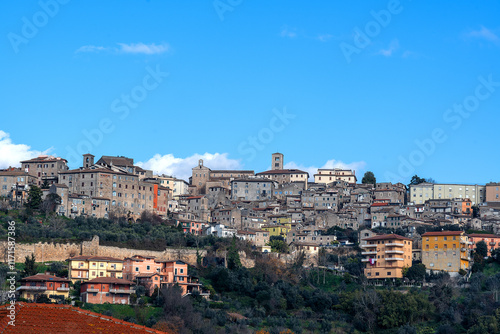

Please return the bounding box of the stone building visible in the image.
[20,155,69,186]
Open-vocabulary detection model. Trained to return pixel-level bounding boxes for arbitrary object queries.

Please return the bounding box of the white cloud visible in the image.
[75,42,170,55]
[117,42,170,55]
[75,45,107,53]
[0,130,51,169]
[137,152,242,181]
[284,159,367,181]
[280,25,297,38]
[465,26,499,42]
[378,39,399,57]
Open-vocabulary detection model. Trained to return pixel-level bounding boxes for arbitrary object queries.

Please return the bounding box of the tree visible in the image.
[268,236,289,253]
[404,263,426,282]
[41,193,61,215]
[362,171,376,185]
[22,254,38,278]
[26,185,43,211]
[476,240,488,258]
[409,175,427,187]
[226,238,241,270]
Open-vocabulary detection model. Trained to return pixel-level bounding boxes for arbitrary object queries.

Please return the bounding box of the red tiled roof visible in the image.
[422,231,464,236]
[0,303,171,333]
[363,234,412,241]
[82,277,134,285]
[257,169,308,175]
[67,256,124,262]
[21,274,70,282]
[468,234,500,239]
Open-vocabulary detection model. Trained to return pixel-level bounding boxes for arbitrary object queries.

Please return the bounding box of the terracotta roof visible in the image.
[363,234,412,241]
[20,156,67,163]
[21,274,70,282]
[422,231,464,236]
[67,256,124,262]
[257,169,308,175]
[468,234,500,238]
[97,156,134,167]
[82,277,134,285]
[0,303,170,333]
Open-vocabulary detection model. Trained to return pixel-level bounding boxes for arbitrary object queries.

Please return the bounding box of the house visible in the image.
[0,169,37,198]
[231,177,274,201]
[80,277,135,305]
[67,256,124,283]
[289,242,319,260]
[20,155,69,186]
[421,231,471,276]
[17,274,70,302]
[123,255,161,281]
[468,234,500,256]
[314,168,357,185]
[256,153,309,187]
[361,234,413,279]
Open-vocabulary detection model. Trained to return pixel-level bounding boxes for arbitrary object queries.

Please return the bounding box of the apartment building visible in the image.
[20,155,69,186]
[410,183,485,205]
[191,159,254,194]
[59,154,169,219]
[18,274,70,302]
[468,233,500,256]
[231,178,274,201]
[123,255,162,281]
[374,182,406,204]
[67,256,124,283]
[421,231,471,276]
[486,182,500,202]
[361,234,413,279]
[314,168,357,185]
[80,277,135,305]
[0,169,37,197]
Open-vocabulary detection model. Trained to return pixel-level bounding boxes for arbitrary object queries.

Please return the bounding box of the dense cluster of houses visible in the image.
[17,255,208,304]
[3,151,500,280]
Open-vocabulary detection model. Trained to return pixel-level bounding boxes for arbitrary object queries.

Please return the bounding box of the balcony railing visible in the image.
[360,244,377,248]
[19,286,47,291]
[385,250,404,254]
[386,243,405,247]
[110,289,135,294]
[490,242,497,246]
[361,258,376,262]
[57,287,70,292]
[385,257,404,261]
[361,251,377,255]
[86,288,99,293]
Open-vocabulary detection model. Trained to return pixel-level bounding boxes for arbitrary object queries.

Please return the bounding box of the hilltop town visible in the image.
[2,152,500,333]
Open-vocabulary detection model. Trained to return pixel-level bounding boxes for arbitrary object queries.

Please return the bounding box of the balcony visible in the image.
[460,248,466,252]
[461,256,471,261]
[86,288,99,293]
[361,258,376,262]
[57,287,70,292]
[360,244,377,248]
[385,257,404,261]
[490,242,497,246]
[361,251,377,255]
[110,289,135,294]
[19,285,47,291]
[386,243,405,247]
[385,250,404,255]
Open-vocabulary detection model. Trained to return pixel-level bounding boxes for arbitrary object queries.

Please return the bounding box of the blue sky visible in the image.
[0,0,499,183]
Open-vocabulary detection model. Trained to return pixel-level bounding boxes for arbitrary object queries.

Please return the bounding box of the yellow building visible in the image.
[18,274,70,302]
[67,256,124,283]
[421,231,471,276]
[261,224,290,240]
[361,234,413,279]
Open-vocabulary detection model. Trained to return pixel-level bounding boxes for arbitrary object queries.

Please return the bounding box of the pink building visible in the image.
[81,277,135,305]
[123,255,162,281]
[468,234,500,256]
